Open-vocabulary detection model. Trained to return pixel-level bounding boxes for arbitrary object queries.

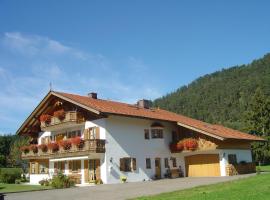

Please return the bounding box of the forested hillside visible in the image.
[154,53,270,132]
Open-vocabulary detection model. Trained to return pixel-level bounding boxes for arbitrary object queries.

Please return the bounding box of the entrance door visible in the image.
[88,159,101,181]
[155,158,161,179]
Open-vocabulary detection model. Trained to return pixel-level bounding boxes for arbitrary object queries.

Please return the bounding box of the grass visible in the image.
[257,165,270,172]
[0,183,51,193]
[135,173,270,200]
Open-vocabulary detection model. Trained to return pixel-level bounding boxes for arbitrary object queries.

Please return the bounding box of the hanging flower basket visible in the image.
[48,142,59,152]
[38,144,48,152]
[39,114,52,124]
[53,109,65,120]
[30,144,38,153]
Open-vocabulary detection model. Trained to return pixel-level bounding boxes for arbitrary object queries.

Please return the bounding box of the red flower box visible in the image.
[20,146,30,154]
[30,144,38,153]
[48,142,59,152]
[53,109,65,120]
[58,140,72,150]
[169,143,178,152]
[176,141,184,151]
[38,144,48,152]
[71,137,84,148]
[39,114,52,124]
[183,138,198,151]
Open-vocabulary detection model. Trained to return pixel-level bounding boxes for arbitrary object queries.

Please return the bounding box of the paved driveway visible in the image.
[6,174,255,200]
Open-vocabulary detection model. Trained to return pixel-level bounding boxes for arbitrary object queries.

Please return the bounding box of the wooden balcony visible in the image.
[21,139,105,159]
[41,111,85,131]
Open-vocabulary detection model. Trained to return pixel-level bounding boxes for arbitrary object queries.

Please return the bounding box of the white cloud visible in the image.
[0,32,163,134]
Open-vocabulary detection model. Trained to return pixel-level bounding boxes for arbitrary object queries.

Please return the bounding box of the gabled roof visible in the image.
[16,91,265,142]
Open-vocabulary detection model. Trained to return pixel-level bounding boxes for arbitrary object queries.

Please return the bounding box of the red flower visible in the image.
[183,138,198,151]
[20,146,30,154]
[176,141,184,151]
[58,139,72,150]
[48,142,59,152]
[169,143,178,152]
[39,114,52,124]
[38,144,48,152]
[53,109,65,120]
[71,137,84,148]
[29,144,38,153]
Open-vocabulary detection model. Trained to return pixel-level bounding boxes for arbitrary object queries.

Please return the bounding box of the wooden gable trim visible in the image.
[177,122,225,141]
[16,91,101,135]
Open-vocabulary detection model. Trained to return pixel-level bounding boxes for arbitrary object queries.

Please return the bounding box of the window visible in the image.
[84,127,100,139]
[171,157,177,167]
[151,129,163,139]
[69,160,81,172]
[164,158,169,168]
[228,154,237,164]
[120,157,136,172]
[31,162,36,174]
[54,161,65,173]
[67,130,81,138]
[146,158,151,169]
[39,162,48,174]
[144,129,150,140]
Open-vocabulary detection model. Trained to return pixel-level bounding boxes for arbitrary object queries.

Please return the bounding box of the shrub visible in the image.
[15,178,21,184]
[70,137,84,148]
[51,173,75,188]
[95,178,103,185]
[48,142,59,152]
[29,144,38,153]
[120,176,127,183]
[20,146,30,154]
[39,179,50,186]
[59,140,72,150]
[0,168,22,183]
[53,109,65,120]
[183,138,198,151]
[39,114,51,124]
[38,144,48,152]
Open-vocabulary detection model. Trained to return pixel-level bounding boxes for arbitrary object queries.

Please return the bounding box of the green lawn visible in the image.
[257,165,270,172]
[135,173,270,200]
[0,183,51,193]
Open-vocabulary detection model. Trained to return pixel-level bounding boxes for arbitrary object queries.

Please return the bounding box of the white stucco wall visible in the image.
[104,115,179,184]
[29,174,50,184]
[38,131,51,144]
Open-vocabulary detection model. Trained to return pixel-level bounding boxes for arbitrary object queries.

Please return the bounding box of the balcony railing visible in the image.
[21,139,105,159]
[40,111,85,130]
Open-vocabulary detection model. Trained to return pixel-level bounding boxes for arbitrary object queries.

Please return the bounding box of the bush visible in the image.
[15,178,21,184]
[51,173,75,188]
[39,179,50,186]
[0,168,22,183]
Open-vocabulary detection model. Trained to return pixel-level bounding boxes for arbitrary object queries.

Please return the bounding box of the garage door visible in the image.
[185,154,220,177]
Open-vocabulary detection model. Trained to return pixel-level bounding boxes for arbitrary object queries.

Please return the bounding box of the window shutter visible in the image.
[120,158,124,171]
[35,162,39,174]
[132,158,136,171]
[95,127,100,139]
[29,162,32,174]
[83,129,89,140]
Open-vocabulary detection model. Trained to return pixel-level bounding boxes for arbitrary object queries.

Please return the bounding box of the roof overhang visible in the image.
[177,122,225,141]
[16,91,100,135]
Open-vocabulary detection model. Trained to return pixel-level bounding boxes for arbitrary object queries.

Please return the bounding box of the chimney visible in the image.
[137,99,151,109]
[88,92,97,99]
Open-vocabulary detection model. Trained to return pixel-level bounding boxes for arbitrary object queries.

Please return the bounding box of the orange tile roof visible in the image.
[55,91,264,141]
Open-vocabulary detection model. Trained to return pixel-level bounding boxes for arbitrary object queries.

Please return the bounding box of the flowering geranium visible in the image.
[30,144,38,153]
[53,109,65,120]
[39,114,52,124]
[20,146,30,154]
[48,142,59,152]
[58,140,72,150]
[183,138,198,151]
[70,137,84,148]
[38,144,48,152]
[176,141,184,151]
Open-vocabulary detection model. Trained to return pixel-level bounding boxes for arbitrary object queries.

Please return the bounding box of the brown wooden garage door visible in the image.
[185,154,220,177]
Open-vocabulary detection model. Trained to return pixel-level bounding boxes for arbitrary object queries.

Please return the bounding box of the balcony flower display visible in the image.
[59,140,72,150]
[30,144,38,153]
[38,144,48,152]
[169,143,177,152]
[53,109,65,120]
[183,138,198,151]
[39,114,52,124]
[71,137,84,148]
[20,146,30,154]
[48,142,59,152]
[176,141,184,151]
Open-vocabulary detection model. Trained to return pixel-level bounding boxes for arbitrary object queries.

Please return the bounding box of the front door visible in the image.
[88,159,101,181]
[155,158,161,179]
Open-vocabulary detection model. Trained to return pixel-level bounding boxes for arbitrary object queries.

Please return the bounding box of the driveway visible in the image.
[6,174,255,200]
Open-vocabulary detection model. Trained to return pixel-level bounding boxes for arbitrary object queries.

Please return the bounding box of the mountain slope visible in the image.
[153,53,270,131]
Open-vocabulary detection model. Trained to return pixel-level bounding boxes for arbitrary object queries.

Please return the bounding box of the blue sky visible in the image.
[1,0,270,134]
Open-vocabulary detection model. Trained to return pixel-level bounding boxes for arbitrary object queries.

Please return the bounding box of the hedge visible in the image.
[0,168,23,183]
